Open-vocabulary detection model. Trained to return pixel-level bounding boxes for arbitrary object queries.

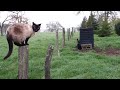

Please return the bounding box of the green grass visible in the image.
[0,32,120,79]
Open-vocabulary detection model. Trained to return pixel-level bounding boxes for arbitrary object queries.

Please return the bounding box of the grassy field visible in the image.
[0,32,120,79]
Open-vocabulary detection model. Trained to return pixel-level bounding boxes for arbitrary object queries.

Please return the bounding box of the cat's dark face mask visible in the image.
[32,22,41,32]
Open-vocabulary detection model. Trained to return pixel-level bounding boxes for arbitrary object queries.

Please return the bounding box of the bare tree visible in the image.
[9,11,29,24]
[46,21,64,32]
[0,11,29,36]
[0,13,12,36]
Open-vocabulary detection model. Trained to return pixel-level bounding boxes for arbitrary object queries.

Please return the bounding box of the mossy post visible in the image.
[69,28,71,39]
[71,27,74,37]
[67,28,70,41]
[18,45,29,79]
[45,45,54,79]
[56,29,60,56]
[62,28,65,48]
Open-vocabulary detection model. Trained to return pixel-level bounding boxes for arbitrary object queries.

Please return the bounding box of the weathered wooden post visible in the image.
[62,28,65,48]
[71,31,73,38]
[18,46,29,79]
[67,29,69,41]
[71,27,74,37]
[69,28,71,39]
[45,45,54,79]
[67,28,70,41]
[56,29,60,56]
[74,29,76,33]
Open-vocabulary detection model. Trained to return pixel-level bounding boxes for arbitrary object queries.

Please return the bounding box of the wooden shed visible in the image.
[79,28,94,50]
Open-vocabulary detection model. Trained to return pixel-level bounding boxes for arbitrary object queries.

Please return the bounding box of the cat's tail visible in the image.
[4,36,13,60]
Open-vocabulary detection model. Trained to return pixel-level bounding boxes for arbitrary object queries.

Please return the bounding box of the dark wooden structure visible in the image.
[78,28,94,50]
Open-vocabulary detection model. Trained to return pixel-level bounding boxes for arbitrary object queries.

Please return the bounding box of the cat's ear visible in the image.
[38,24,41,26]
[32,22,36,25]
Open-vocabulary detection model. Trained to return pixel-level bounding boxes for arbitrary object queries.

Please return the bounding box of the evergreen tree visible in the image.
[115,21,120,36]
[81,16,87,28]
[92,17,99,34]
[86,12,99,34]
[86,12,93,28]
[98,20,111,37]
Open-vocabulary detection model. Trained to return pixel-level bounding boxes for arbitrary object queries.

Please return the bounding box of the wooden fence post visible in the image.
[56,29,60,56]
[74,28,76,33]
[67,28,70,41]
[45,45,54,79]
[69,28,71,39]
[18,46,29,79]
[71,29,72,38]
[62,28,65,48]
[71,27,74,37]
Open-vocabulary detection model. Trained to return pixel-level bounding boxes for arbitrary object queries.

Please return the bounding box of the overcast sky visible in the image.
[25,11,90,29]
[0,11,90,31]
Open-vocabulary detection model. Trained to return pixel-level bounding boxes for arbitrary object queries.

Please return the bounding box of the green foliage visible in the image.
[92,16,99,33]
[81,16,87,28]
[115,21,120,36]
[86,12,99,34]
[98,20,112,37]
[86,15,93,28]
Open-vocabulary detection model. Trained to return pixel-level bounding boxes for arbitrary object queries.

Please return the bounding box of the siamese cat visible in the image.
[4,22,41,60]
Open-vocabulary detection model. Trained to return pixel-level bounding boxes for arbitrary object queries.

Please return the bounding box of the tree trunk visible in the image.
[18,46,29,79]
[45,45,54,79]
[62,28,65,48]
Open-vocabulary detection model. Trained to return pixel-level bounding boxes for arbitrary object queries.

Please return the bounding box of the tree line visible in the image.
[1,11,120,37]
[80,11,120,37]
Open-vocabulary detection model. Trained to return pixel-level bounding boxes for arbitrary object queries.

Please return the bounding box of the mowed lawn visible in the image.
[0,32,120,79]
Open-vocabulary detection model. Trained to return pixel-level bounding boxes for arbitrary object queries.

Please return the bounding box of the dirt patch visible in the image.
[94,47,120,56]
[103,48,120,56]
[75,47,120,56]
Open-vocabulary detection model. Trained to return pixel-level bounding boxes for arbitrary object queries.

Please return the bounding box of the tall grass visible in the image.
[0,32,120,79]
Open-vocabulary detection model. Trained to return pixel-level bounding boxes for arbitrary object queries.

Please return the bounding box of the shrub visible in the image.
[115,22,120,36]
[98,20,111,37]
